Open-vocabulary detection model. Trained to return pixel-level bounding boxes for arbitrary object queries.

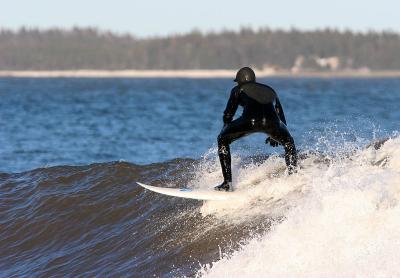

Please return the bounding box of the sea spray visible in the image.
[197,137,400,277]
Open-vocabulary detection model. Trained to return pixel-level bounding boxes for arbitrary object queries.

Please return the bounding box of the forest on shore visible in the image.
[0,27,399,71]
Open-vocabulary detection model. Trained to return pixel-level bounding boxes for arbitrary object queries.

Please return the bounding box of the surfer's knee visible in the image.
[217,134,230,146]
[217,135,231,156]
[283,135,295,149]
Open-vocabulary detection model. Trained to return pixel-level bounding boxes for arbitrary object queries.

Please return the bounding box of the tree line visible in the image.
[0,27,399,71]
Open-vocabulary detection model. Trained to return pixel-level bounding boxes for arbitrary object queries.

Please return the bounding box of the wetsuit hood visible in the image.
[234,67,256,84]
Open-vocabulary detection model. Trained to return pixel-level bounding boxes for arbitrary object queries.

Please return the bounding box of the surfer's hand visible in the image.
[266,137,279,147]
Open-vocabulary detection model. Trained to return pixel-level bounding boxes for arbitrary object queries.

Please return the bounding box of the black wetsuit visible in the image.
[218,81,297,184]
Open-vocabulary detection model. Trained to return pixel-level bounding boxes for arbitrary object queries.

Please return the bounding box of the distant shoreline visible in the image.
[1,69,400,78]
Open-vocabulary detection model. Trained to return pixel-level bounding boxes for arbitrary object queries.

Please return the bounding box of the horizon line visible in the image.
[1,25,399,39]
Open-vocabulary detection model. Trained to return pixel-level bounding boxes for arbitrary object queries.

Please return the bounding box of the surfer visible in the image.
[215,67,298,191]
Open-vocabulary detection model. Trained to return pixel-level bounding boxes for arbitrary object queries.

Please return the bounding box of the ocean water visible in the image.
[0,77,399,277]
[1,77,399,173]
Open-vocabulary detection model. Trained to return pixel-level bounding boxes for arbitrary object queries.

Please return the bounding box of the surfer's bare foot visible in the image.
[214,182,232,192]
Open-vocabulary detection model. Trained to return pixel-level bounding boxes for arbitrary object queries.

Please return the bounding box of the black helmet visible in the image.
[234,67,256,84]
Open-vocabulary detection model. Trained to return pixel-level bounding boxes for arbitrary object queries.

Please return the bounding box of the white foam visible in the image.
[196,137,400,277]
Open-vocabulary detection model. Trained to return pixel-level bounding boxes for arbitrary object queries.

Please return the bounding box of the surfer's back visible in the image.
[238,82,279,120]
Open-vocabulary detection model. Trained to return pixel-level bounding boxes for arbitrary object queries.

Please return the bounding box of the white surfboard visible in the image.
[137,182,240,201]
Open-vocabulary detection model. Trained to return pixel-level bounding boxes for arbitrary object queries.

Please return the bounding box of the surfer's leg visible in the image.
[267,122,298,174]
[216,117,254,191]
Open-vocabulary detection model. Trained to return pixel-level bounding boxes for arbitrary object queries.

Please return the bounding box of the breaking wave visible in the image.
[1,136,399,277]
[198,136,400,277]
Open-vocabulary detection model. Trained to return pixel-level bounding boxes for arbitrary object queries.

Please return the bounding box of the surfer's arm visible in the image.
[275,97,287,125]
[223,88,240,124]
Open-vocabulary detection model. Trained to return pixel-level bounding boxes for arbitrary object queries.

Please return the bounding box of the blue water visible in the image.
[0,77,399,173]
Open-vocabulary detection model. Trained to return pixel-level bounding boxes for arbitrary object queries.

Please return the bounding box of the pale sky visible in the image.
[1,0,399,37]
